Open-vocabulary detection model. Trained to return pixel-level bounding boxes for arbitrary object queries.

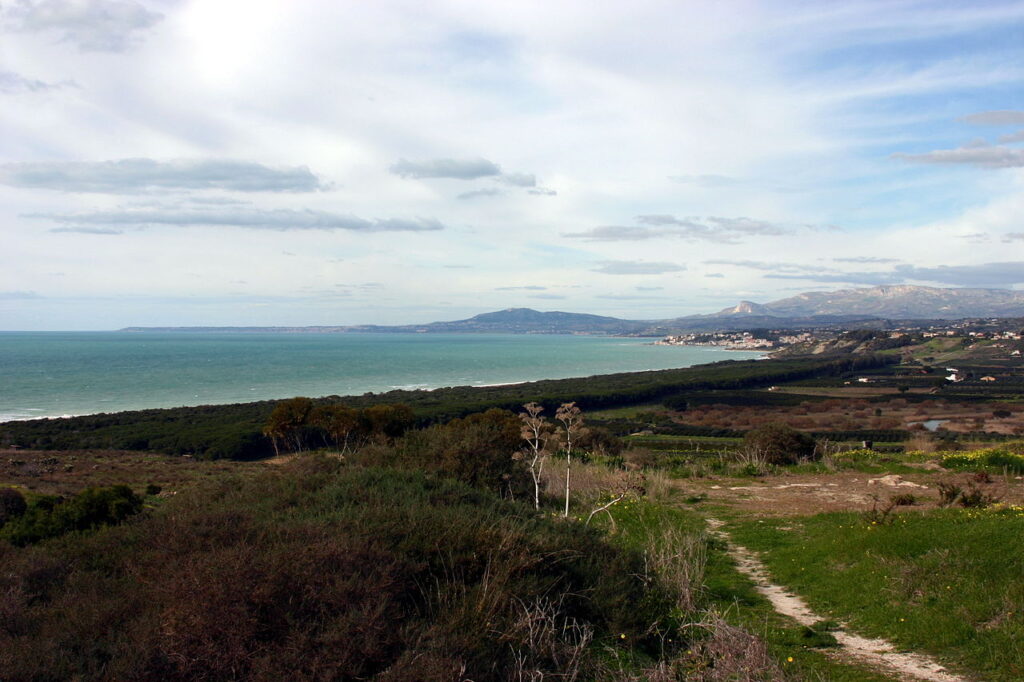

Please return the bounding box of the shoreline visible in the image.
[0,348,761,421]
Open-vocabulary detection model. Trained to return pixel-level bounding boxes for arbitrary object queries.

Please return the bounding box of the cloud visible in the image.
[893,262,1024,287]
[49,226,123,235]
[0,159,326,193]
[6,0,163,52]
[0,290,42,300]
[635,286,664,291]
[764,272,900,285]
[710,259,898,285]
[591,261,686,275]
[527,187,557,196]
[563,226,663,241]
[893,145,1024,168]
[389,157,501,180]
[495,285,547,291]
[456,188,503,200]
[564,215,794,243]
[959,110,1024,126]
[752,261,1024,288]
[528,293,566,300]
[668,174,742,188]
[833,256,901,263]
[596,294,665,300]
[1003,232,1024,242]
[704,273,724,278]
[998,130,1024,143]
[34,207,446,232]
[0,70,74,94]
[498,172,536,187]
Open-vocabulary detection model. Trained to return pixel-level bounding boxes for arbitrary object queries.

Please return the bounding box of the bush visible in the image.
[351,408,532,498]
[742,423,817,465]
[940,444,1024,474]
[0,485,143,546]
[0,487,27,526]
[0,462,678,680]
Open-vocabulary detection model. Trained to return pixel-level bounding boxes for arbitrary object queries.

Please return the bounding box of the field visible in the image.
[2,351,1023,679]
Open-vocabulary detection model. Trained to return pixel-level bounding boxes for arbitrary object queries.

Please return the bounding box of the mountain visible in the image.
[385,308,649,334]
[121,286,1024,335]
[750,285,1024,319]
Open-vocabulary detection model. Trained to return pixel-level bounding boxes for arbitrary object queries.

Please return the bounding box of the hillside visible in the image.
[121,285,1024,335]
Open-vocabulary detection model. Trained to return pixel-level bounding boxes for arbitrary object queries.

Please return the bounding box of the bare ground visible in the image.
[678,468,1024,517]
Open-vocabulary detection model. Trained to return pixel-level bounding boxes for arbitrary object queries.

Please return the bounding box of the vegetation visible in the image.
[0,355,893,459]
[730,508,1024,680]
[0,484,143,546]
[0,458,767,681]
[939,442,1024,474]
[742,423,818,465]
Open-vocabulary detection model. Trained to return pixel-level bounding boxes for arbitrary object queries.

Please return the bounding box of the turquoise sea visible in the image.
[0,332,763,422]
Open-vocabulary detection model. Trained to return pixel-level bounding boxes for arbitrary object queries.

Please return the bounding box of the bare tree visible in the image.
[556,402,584,518]
[519,402,550,510]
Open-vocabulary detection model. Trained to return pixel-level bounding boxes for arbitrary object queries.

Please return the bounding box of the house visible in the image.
[980,376,997,382]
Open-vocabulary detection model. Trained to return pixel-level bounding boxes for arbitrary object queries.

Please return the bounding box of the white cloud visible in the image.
[6,0,163,52]
[591,261,686,275]
[0,159,325,193]
[893,145,1024,168]
[389,158,501,180]
[34,207,446,232]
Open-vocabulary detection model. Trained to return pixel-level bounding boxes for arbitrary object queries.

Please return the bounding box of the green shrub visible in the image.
[1,485,143,546]
[0,487,27,526]
[742,423,817,465]
[0,462,678,680]
[352,408,531,498]
[940,444,1024,474]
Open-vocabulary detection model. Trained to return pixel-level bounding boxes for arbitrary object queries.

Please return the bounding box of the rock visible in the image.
[868,474,926,488]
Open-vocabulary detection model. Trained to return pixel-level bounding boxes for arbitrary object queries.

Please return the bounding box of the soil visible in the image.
[678,469,1024,517]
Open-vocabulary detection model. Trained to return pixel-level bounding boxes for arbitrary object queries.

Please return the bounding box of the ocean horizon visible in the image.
[0,331,763,423]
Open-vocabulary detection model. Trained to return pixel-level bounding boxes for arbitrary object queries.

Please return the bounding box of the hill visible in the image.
[120,285,1024,335]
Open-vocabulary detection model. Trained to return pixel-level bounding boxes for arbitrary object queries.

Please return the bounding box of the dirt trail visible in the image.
[705,518,966,682]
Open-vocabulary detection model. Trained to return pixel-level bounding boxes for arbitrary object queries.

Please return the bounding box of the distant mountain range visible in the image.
[121,285,1024,335]
[714,285,1024,319]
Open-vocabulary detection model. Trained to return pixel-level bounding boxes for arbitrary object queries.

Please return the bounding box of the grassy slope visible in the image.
[729,509,1024,681]
[595,500,892,681]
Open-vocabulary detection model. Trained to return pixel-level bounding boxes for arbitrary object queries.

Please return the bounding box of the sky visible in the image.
[2,0,1024,330]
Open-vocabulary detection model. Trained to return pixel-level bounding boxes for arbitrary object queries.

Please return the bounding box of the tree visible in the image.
[310,405,363,453]
[262,397,314,456]
[556,402,584,518]
[519,402,551,510]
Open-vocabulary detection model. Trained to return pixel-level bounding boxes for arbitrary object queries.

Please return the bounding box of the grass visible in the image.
[729,508,1024,680]
[584,499,895,681]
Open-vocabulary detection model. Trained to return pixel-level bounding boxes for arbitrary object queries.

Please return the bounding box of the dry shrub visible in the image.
[646,527,708,615]
[610,612,785,682]
[542,458,630,504]
[906,433,939,453]
[644,470,674,503]
[689,612,786,681]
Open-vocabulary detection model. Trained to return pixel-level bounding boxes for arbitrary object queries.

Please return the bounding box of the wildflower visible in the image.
[787,656,794,663]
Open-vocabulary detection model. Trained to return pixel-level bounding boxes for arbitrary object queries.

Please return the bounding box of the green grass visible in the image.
[589,500,895,680]
[729,508,1024,680]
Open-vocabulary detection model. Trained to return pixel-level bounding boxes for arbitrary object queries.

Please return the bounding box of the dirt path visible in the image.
[705,518,966,682]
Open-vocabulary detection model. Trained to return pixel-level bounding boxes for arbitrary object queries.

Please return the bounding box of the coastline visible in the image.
[0,333,763,425]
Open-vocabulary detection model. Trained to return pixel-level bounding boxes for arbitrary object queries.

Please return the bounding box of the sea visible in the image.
[0,332,763,423]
